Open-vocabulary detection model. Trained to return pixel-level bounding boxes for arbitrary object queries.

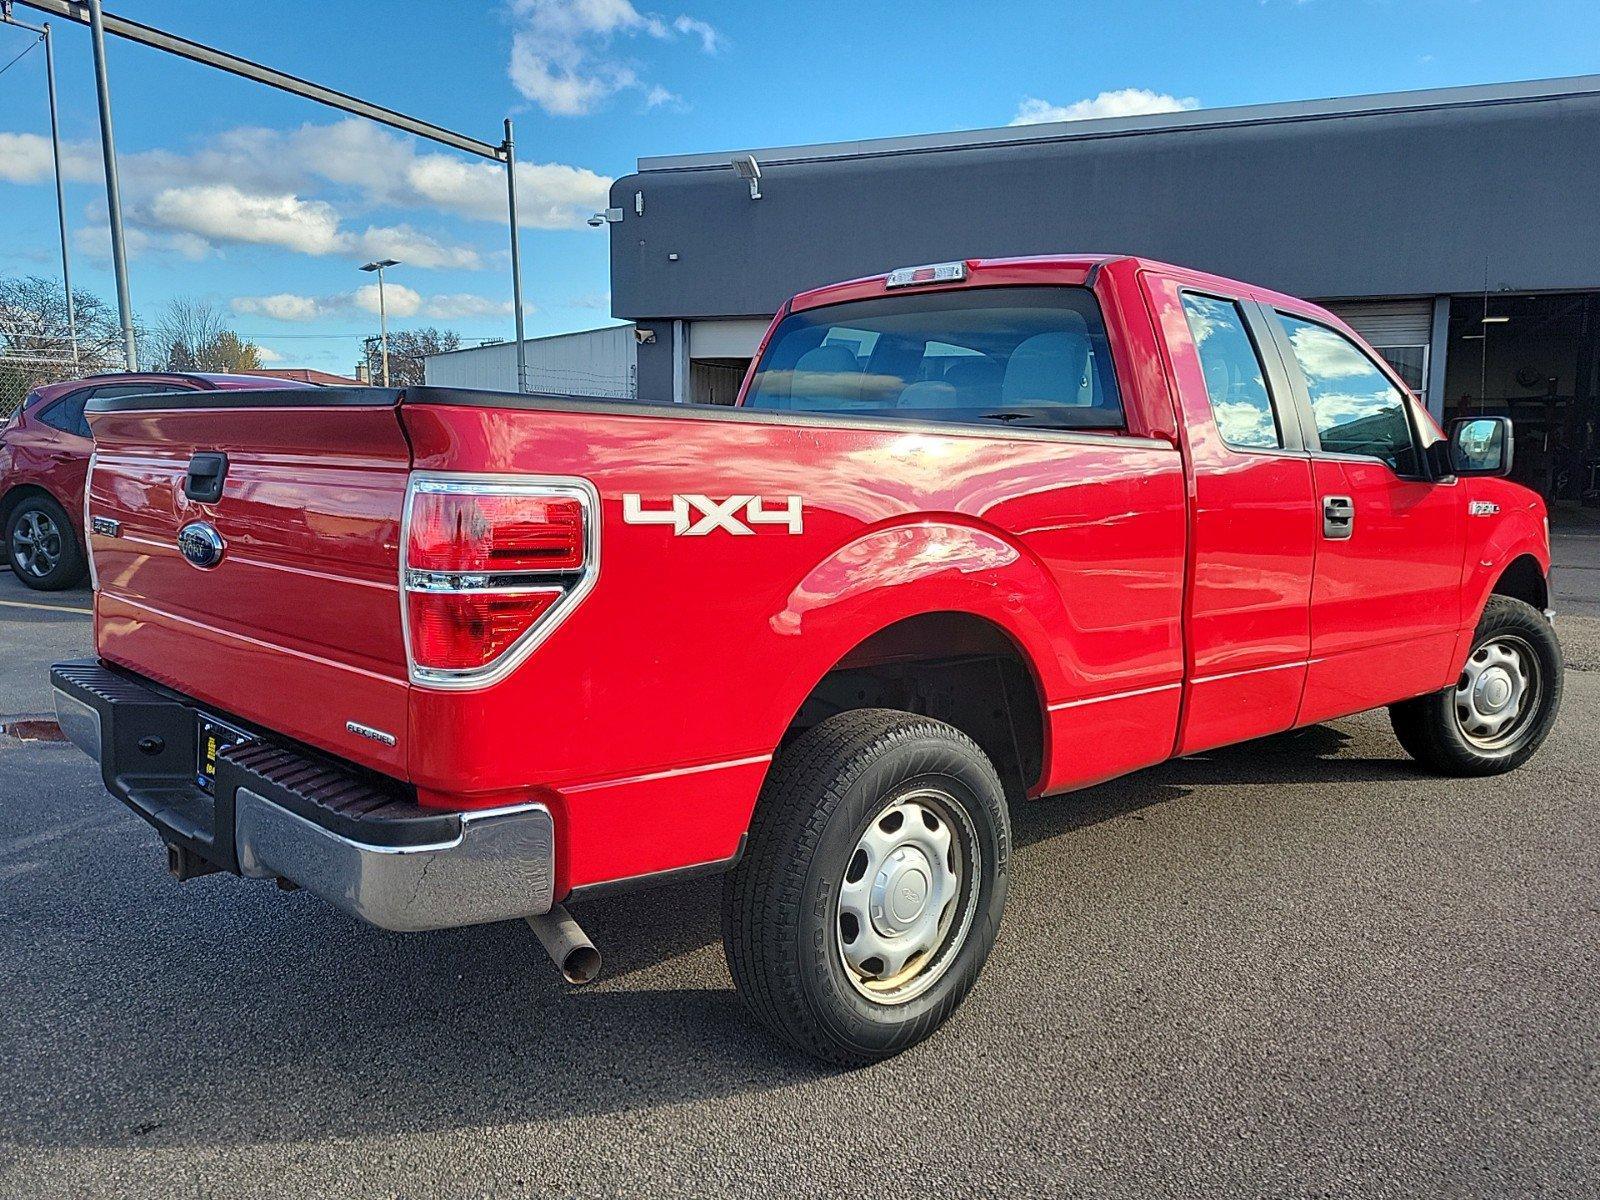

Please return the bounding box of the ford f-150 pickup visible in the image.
[53,255,1561,1065]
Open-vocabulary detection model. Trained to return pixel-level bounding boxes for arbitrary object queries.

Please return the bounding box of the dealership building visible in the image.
[602,73,1600,505]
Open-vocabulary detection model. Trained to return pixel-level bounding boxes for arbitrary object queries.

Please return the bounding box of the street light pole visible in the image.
[360,258,400,387]
[0,6,77,362]
[503,118,529,393]
[85,0,136,369]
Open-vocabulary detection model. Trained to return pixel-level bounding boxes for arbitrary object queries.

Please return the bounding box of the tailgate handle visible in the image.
[184,452,229,503]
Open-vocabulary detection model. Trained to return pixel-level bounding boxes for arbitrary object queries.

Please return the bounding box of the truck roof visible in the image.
[785,253,1325,318]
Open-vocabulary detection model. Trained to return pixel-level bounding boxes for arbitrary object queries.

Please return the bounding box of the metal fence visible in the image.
[0,345,125,419]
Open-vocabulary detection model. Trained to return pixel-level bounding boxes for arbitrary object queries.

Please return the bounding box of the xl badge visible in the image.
[177,521,226,569]
[622,493,803,536]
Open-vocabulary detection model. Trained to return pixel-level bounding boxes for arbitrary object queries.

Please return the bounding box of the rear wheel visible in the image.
[722,709,1009,1066]
[1390,595,1563,776]
[4,494,86,591]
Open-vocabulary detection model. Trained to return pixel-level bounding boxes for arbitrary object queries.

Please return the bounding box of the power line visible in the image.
[0,31,41,80]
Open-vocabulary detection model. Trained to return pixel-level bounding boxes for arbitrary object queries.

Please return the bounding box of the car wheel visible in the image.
[4,493,87,591]
[722,709,1010,1066]
[1390,595,1563,776]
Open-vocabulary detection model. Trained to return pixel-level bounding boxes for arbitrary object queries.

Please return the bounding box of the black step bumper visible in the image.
[51,660,555,930]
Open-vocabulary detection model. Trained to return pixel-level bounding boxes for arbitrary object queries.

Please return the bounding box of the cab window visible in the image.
[1278,315,1419,475]
[1181,294,1281,449]
[742,286,1124,431]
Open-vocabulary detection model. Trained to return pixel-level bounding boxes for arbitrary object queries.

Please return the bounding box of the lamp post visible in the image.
[85,0,137,368]
[0,7,77,362]
[359,258,400,386]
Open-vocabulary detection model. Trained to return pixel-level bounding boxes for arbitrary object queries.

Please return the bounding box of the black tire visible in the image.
[722,709,1010,1066]
[1390,595,1563,776]
[4,493,86,591]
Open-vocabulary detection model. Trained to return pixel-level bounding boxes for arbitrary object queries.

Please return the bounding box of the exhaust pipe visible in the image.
[525,904,601,984]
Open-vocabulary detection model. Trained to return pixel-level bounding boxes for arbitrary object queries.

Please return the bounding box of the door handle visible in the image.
[184,451,229,503]
[1322,495,1354,540]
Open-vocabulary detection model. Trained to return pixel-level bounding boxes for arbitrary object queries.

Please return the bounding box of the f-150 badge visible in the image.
[622,494,803,536]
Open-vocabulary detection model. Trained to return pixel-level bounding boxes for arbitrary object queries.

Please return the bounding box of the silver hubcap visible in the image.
[1456,635,1539,749]
[10,509,62,578]
[836,788,976,1005]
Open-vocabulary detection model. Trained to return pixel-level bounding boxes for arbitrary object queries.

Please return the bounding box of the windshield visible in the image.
[741,286,1124,430]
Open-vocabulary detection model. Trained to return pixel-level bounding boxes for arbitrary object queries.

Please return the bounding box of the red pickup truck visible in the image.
[53,255,1560,1065]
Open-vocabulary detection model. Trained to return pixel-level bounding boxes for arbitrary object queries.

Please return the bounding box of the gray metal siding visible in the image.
[424,325,638,396]
[610,92,1600,321]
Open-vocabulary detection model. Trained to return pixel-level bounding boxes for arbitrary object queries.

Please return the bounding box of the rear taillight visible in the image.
[402,475,597,687]
[407,491,584,573]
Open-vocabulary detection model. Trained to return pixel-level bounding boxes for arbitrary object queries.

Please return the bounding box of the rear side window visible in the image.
[1278,315,1419,475]
[38,393,91,438]
[1180,294,1281,449]
[742,286,1124,431]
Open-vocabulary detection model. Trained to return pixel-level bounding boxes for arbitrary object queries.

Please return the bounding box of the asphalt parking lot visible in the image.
[1,566,1596,1199]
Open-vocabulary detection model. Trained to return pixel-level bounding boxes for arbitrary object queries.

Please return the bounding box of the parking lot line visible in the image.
[0,598,93,616]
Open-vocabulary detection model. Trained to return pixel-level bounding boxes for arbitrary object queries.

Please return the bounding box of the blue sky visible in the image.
[2,0,1597,373]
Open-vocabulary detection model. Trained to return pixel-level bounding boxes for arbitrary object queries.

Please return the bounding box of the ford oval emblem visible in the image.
[177,521,226,569]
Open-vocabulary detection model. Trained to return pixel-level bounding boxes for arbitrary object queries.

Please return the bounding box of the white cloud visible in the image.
[353,281,422,318]
[352,224,482,270]
[230,293,329,322]
[1,118,613,265]
[254,345,286,363]
[0,133,63,184]
[422,292,515,319]
[72,220,211,264]
[672,15,720,53]
[231,286,512,324]
[506,0,721,116]
[1010,88,1200,126]
[148,186,346,256]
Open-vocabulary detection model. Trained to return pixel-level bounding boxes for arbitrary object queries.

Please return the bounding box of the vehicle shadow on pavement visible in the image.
[1008,723,1416,851]
[1,720,1417,1152]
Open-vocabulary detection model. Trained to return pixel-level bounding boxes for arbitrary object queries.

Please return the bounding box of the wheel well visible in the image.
[0,484,56,530]
[780,612,1046,800]
[1491,554,1548,611]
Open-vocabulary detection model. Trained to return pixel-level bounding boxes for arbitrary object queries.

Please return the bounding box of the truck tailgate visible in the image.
[86,391,412,778]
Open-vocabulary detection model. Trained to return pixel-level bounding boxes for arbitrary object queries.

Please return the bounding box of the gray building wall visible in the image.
[423,324,638,397]
[609,76,1600,396]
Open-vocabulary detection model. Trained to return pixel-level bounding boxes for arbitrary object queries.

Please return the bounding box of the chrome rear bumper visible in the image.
[52,660,555,932]
[233,789,554,932]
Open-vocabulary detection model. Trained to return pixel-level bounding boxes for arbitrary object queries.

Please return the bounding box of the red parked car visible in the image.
[1,372,317,589]
[53,257,1559,1064]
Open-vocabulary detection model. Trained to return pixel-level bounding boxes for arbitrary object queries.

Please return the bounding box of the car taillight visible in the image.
[402,476,597,687]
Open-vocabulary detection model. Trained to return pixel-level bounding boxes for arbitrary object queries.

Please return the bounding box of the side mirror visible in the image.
[1447,416,1514,478]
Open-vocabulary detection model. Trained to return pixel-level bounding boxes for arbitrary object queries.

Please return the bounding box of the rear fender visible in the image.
[763,516,1070,736]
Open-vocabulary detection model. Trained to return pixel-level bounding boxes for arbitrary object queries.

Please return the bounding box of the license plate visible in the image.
[196,715,253,792]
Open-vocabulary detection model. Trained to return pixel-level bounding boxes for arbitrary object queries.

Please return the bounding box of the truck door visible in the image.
[1264,311,1466,724]
[1152,283,1319,754]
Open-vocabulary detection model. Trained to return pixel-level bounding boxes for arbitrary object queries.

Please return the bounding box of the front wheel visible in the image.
[722,709,1010,1066]
[1390,595,1563,776]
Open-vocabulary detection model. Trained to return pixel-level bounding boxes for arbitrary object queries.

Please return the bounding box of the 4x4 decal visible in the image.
[622,493,804,536]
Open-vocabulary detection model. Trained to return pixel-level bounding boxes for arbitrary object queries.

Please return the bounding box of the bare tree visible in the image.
[362,327,460,387]
[0,274,129,413]
[153,297,262,372]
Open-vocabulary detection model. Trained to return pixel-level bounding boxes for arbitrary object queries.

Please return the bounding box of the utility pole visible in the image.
[360,259,399,386]
[1,7,77,362]
[85,0,136,368]
[503,118,529,393]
